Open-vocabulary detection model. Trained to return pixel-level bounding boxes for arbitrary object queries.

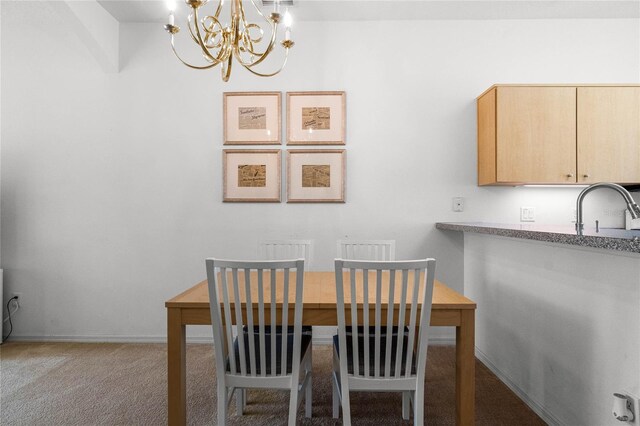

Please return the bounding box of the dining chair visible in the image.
[337,240,396,261]
[259,240,313,266]
[332,258,436,425]
[205,258,313,425]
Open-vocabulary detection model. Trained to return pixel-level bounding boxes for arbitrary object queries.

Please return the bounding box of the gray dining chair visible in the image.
[332,258,436,425]
[337,240,396,261]
[206,258,312,425]
[259,240,313,266]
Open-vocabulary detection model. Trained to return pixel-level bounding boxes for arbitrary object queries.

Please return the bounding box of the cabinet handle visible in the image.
[566,173,574,178]
[583,174,590,178]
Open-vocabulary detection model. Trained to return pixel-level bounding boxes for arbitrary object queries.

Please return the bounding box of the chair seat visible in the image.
[229,332,312,375]
[333,333,416,376]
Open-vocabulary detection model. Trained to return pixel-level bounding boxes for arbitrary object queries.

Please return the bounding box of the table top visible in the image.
[166,271,476,310]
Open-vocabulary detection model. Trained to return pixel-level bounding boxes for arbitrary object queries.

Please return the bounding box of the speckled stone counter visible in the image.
[436,222,640,254]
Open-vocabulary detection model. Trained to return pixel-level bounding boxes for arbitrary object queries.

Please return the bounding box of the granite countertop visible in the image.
[435,222,640,254]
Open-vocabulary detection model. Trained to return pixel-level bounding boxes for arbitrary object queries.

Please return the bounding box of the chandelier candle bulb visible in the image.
[284,10,292,27]
[167,0,175,25]
[284,10,292,40]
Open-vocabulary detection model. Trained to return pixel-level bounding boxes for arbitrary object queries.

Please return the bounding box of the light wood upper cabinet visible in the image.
[577,87,640,184]
[497,86,576,184]
[478,84,640,186]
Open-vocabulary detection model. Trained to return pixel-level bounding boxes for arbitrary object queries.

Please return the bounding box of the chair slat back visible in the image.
[206,259,305,379]
[334,259,435,380]
[337,240,396,261]
[259,240,313,266]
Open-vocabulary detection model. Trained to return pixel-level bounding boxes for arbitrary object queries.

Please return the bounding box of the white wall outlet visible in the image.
[520,206,535,222]
[452,197,464,212]
[10,292,22,308]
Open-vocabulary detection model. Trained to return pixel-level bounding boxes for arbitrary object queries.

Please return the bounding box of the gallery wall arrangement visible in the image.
[222,91,346,203]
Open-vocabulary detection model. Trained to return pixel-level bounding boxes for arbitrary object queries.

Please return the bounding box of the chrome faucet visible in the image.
[576,182,640,235]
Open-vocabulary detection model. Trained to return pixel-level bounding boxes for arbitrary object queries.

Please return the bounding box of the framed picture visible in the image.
[287,91,346,145]
[223,149,281,202]
[224,92,281,145]
[287,149,345,203]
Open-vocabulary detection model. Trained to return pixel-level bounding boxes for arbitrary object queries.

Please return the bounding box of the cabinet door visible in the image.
[496,87,577,183]
[577,87,640,184]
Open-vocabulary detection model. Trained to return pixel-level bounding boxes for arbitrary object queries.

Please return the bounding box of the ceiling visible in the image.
[97,0,640,23]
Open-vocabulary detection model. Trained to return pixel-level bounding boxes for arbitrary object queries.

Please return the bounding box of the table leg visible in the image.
[168,307,186,426]
[456,309,475,426]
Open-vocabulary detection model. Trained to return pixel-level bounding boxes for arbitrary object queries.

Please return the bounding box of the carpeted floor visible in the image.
[0,342,545,425]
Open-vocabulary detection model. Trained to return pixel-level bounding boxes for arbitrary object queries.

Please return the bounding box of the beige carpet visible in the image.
[0,342,545,425]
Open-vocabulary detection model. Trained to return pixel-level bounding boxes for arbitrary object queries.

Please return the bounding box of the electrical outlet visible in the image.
[452,197,464,212]
[520,207,535,222]
[10,292,22,308]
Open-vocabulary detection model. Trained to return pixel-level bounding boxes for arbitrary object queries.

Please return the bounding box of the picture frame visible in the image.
[224,92,281,145]
[223,149,281,202]
[287,91,346,145]
[287,149,345,203]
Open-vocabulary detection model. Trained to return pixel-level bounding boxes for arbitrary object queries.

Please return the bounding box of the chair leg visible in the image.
[332,375,340,418]
[305,349,312,418]
[288,381,300,426]
[402,391,411,420]
[332,351,340,419]
[414,386,424,426]
[236,388,245,415]
[340,382,351,426]
[217,385,227,425]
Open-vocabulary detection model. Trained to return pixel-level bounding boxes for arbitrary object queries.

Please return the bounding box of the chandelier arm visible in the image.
[246,0,270,23]
[190,14,224,53]
[235,20,277,67]
[207,0,225,48]
[237,0,273,58]
[221,53,233,82]
[213,0,224,19]
[191,6,222,63]
[184,18,225,65]
[234,10,279,67]
[187,13,199,44]
[240,48,289,77]
[169,36,219,69]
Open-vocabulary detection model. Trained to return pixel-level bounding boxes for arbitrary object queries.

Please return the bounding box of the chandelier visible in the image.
[164,0,294,82]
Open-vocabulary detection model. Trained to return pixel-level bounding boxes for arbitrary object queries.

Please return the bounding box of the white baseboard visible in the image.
[475,347,563,426]
[7,335,169,343]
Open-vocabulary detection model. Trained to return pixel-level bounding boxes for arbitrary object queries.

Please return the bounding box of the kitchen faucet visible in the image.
[576,182,640,235]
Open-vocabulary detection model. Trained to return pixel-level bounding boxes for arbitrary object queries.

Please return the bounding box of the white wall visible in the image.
[1,1,639,339]
[464,233,640,425]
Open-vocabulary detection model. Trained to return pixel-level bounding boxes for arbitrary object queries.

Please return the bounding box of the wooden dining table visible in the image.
[166,271,476,425]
